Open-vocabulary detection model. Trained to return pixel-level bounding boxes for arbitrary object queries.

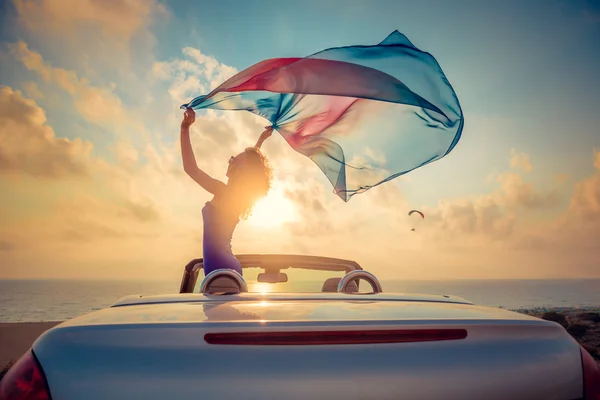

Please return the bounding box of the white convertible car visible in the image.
[1,254,599,400]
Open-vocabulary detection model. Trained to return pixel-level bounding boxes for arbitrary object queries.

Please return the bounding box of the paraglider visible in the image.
[408,209,424,231]
[182,30,464,202]
[408,210,424,219]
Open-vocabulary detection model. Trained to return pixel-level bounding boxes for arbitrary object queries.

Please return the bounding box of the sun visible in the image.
[247,184,298,228]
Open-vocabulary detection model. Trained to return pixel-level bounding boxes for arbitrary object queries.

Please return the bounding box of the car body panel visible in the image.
[33,293,584,400]
[61,294,544,326]
[111,292,473,308]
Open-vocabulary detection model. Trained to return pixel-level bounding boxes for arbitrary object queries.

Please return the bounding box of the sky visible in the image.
[0,0,599,281]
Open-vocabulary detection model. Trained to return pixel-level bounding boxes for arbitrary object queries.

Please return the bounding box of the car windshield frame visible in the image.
[179,254,363,294]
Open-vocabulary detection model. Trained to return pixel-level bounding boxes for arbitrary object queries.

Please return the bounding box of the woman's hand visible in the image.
[255,126,273,149]
[181,107,196,129]
[260,126,273,140]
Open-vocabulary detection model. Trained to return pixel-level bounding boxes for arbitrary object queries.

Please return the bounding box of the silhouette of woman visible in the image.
[180,108,273,277]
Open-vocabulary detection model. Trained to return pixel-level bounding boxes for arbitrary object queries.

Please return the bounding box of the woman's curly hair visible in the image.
[227,147,273,220]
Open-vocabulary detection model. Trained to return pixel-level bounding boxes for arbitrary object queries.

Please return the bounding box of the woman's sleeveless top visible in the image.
[201,201,243,276]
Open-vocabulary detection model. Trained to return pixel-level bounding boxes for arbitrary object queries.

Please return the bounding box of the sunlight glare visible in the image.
[250,282,274,294]
[248,184,298,228]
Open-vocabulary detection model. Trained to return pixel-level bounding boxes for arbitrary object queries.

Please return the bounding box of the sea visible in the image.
[1,279,600,323]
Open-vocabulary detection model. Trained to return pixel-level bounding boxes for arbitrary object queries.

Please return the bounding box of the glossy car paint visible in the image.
[32,293,584,400]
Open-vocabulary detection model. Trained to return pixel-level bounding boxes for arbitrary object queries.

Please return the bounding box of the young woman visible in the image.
[180,107,273,276]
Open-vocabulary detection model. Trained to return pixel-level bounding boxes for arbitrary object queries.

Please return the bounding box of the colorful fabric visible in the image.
[183,31,464,201]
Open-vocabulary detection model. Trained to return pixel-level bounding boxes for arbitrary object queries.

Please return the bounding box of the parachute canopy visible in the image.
[408,210,424,219]
[182,30,464,202]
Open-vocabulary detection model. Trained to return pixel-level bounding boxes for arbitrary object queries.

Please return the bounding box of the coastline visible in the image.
[0,321,62,367]
[1,307,599,377]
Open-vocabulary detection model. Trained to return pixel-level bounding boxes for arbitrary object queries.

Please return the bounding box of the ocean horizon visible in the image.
[1,278,599,323]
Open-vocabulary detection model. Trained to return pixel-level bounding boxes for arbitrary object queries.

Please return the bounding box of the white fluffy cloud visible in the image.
[0,86,92,178]
[12,0,166,71]
[496,172,560,209]
[9,41,135,131]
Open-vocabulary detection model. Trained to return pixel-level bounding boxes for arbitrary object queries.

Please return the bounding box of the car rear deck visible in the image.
[32,293,584,400]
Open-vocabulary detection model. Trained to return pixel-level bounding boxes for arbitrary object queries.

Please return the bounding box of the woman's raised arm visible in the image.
[180,108,226,195]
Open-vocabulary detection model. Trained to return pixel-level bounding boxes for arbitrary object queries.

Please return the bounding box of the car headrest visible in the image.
[322,277,358,293]
[206,276,242,294]
[200,269,248,294]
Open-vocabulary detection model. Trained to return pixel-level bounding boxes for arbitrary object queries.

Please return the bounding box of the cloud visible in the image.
[0,241,14,251]
[0,150,199,280]
[282,180,332,237]
[555,174,570,184]
[151,46,239,105]
[22,81,42,100]
[14,0,165,38]
[495,150,600,277]
[110,140,139,171]
[181,47,238,91]
[567,149,600,221]
[52,195,161,243]
[0,84,195,278]
[499,149,561,209]
[509,148,532,172]
[8,0,169,124]
[0,86,92,178]
[496,172,560,209]
[9,41,131,128]
[420,149,560,245]
[425,195,515,241]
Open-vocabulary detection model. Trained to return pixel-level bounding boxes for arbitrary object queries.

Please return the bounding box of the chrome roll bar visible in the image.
[199,269,248,293]
[337,270,383,294]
